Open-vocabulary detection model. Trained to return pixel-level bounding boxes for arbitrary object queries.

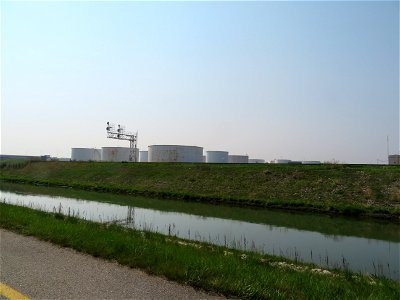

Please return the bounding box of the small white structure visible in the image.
[249,159,265,164]
[206,151,229,163]
[139,151,148,162]
[272,159,291,164]
[101,147,138,162]
[228,155,249,164]
[148,145,203,163]
[57,157,71,162]
[71,148,101,162]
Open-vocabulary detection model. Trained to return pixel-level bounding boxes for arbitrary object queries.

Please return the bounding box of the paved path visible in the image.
[0,229,224,299]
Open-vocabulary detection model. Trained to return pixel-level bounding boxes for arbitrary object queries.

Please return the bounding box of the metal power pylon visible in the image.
[106,122,138,162]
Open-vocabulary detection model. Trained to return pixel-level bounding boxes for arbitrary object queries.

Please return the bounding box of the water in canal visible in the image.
[1,183,399,280]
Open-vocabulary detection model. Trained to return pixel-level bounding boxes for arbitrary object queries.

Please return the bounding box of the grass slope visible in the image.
[1,161,399,219]
[1,203,399,300]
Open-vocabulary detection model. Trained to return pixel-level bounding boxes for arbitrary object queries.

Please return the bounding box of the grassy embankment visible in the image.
[1,203,399,299]
[1,161,399,220]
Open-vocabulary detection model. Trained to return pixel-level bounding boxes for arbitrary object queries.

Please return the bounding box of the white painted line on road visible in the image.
[0,283,30,300]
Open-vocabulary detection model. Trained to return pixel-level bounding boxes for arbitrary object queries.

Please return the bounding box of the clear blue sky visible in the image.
[1,1,399,163]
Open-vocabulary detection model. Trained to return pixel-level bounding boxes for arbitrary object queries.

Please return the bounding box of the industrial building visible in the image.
[101,147,139,162]
[139,151,148,162]
[68,146,328,165]
[70,147,139,162]
[65,122,328,165]
[228,155,249,164]
[271,159,321,164]
[249,159,265,164]
[271,159,291,164]
[388,155,400,165]
[148,145,203,163]
[71,148,101,162]
[68,123,270,164]
[206,151,229,163]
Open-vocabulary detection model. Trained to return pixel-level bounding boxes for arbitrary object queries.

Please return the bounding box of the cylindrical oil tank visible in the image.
[93,149,101,161]
[101,147,139,162]
[71,148,101,161]
[139,151,148,162]
[148,145,203,163]
[206,151,229,163]
[249,159,265,164]
[228,155,249,163]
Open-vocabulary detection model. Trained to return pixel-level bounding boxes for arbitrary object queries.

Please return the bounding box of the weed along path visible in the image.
[0,229,223,300]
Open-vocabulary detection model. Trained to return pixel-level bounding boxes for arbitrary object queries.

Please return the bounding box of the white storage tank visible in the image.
[206,151,229,163]
[228,155,249,164]
[148,145,203,163]
[93,149,101,161]
[101,147,138,162]
[249,159,265,164]
[139,151,148,162]
[71,148,101,161]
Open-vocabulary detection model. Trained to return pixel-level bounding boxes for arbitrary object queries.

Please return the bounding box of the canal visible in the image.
[1,182,398,280]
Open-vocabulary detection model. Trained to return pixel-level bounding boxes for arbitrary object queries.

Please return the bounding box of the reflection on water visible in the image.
[1,189,399,281]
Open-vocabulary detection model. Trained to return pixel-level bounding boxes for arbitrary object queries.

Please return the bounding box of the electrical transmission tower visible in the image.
[106,122,138,162]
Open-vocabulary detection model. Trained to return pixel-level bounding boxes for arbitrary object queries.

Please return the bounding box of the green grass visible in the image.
[0,158,30,169]
[1,161,399,220]
[1,203,399,299]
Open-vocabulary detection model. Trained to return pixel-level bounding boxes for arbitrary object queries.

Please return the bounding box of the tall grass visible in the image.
[0,159,30,169]
[1,161,399,220]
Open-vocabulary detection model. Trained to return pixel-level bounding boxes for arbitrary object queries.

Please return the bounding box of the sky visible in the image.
[1,1,399,164]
